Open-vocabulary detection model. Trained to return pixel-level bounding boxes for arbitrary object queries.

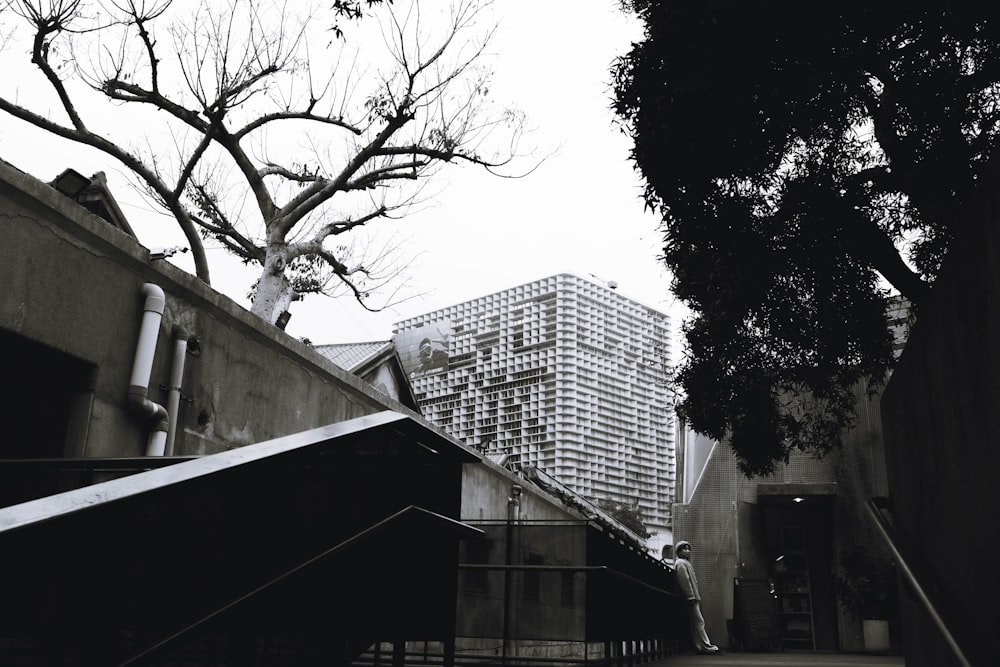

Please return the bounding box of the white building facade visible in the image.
[394,273,676,551]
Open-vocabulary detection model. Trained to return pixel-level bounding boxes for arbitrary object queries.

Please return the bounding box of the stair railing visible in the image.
[865,498,973,667]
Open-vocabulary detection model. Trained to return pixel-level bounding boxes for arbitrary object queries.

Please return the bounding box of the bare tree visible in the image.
[0,0,525,324]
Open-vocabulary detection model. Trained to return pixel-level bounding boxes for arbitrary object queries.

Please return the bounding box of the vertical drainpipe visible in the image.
[128,283,169,456]
[509,484,522,524]
[503,483,523,662]
[163,326,189,457]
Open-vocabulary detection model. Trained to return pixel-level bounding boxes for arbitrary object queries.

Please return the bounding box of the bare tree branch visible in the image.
[235,111,364,141]
[0,0,527,324]
[0,92,213,283]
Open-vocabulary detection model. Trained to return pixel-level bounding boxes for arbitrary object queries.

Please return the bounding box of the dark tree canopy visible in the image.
[612,3,1000,474]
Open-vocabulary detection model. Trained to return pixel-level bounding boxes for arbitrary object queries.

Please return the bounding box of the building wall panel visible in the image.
[0,160,408,459]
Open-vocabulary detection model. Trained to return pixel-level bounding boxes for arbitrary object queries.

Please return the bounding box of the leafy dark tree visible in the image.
[596,499,650,538]
[835,541,898,622]
[612,2,1000,474]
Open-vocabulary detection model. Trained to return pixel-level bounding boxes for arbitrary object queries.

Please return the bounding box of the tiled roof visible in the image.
[314,341,393,373]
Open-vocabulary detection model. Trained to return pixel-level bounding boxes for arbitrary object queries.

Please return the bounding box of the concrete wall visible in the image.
[0,159,418,458]
[361,363,410,407]
[461,460,585,523]
[831,382,897,652]
[0,157,585,517]
[673,434,838,650]
[673,385,895,654]
[0,159,679,665]
[880,186,1000,667]
[0,156,609,524]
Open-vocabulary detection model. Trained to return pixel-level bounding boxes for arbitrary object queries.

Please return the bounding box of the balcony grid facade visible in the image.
[394,273,675,539]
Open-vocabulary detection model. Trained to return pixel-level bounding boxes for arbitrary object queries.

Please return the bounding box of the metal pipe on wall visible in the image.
[163,325,189,457]
[128,283,169,456]
[502,483,523,662]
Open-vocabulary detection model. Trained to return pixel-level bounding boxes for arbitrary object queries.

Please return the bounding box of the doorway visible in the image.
[0,328,96,458]
[739,492,838,651]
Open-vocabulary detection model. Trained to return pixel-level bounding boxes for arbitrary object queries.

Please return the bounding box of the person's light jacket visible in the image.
[674,540,701,602]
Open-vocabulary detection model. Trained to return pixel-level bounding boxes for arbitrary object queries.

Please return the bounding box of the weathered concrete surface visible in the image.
[0,158,413,458]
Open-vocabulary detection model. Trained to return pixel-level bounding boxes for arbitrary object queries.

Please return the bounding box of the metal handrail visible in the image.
[864,499,973,667]
[117,505,482,667]
[459,564,679,598]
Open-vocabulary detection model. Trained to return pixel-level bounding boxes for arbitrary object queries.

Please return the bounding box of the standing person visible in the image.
[674,540,721,654]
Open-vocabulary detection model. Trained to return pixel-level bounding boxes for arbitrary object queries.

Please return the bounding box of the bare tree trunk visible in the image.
[1,0,524,327]
[252,256,298,325]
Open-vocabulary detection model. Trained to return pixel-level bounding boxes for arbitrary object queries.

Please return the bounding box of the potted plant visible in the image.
[835,542,897,654]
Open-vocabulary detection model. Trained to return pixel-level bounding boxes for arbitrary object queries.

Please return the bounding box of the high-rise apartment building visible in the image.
[393,273,675,549]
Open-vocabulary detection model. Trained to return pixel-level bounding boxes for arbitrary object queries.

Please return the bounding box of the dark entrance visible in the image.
[756,491,838,651]
[0,328,96,458]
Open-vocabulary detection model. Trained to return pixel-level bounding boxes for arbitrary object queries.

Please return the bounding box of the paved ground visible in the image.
[646,651,905,667]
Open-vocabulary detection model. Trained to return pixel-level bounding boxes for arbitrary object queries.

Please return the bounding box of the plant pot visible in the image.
[862,619,890,655]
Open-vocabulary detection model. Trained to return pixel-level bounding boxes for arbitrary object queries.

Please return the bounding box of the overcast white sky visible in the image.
[0,0,688,348]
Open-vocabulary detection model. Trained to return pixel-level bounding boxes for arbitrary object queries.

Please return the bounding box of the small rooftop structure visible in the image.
[49,168,136,238]
[315,340,420,412]
[315,340,393,373]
